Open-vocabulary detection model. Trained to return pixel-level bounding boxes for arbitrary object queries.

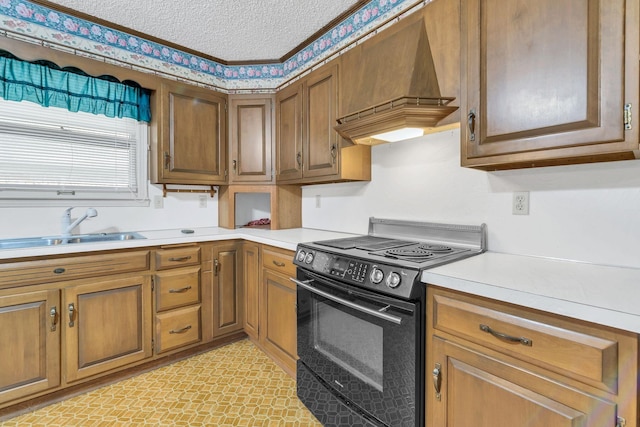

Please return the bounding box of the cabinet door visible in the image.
[303,64,339,180]
[157,81,227,184]
[64,275,152,382]
[212,242,243,337]
[461,0,639,169]
[429,337,617,427]
[276,83,303,182]
[229,96,273,183]
[260,269,297,376]
[242,242,261,340]
[0,290,60,404]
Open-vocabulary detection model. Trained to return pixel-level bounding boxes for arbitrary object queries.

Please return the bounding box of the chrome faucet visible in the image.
[61,207,98,236]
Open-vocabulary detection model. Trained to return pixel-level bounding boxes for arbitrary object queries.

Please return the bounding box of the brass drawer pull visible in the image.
[169,325,192,334]
[272,260,286,267]
[168,256,192,262]
[169,286,192,294]
[480,324,532,346]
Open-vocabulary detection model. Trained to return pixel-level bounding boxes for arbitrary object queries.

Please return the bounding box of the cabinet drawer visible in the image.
[263,247,296,276]
[155,267,201,312]
[432,293,618,392]
[155,246,200,270]
[155,305,201,354]
[0,250,150,288]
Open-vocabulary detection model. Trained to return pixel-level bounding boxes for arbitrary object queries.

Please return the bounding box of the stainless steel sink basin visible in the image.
[0,232,146,249]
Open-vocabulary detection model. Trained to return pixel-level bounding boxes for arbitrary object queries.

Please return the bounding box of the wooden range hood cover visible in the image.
[336,13,458,145]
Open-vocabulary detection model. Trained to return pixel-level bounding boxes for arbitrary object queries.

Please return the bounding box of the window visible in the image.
[0,98,149,206]
[0,50,151,206]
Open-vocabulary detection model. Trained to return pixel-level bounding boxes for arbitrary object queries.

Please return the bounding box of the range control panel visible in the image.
[293,245,420,299]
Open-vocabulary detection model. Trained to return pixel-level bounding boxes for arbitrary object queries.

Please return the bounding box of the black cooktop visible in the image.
[314,235,415,251]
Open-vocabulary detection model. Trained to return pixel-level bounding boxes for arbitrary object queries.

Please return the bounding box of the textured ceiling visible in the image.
[45,0,362,62]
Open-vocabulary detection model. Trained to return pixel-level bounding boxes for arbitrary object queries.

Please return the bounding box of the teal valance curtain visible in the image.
[0,50,151,122]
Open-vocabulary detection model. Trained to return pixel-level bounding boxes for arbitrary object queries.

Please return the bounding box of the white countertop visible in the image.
[421,252,640,334]
[0,227,357,260]
[3,230,639,335]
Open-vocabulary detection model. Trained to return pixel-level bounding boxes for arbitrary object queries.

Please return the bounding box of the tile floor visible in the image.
[1,339,322,426]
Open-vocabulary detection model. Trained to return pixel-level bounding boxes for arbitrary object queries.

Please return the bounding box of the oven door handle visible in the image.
[291,278,403,325]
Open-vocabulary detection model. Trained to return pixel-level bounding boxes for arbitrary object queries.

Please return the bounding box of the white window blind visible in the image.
[0,98,148,205]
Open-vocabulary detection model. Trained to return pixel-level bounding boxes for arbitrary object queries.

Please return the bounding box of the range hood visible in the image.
[336,12,458,145]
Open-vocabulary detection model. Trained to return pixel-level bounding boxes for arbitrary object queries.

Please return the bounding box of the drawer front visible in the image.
[155,305,201,354]
[262,247,296,276]
[433,293,618,392]
[0,251,150,288]
[155,246,201,270]
[155,267,201,312]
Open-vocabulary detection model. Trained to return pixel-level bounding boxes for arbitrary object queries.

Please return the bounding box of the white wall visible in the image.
[0,183,218,238]
[302,128,640,269]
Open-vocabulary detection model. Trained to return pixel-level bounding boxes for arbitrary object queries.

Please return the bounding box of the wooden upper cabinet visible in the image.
[303,64,339,180]
[276,82,304,182]
[154,81,227,184]
[276,63,370,184]
[461,0,640,170]
[229,95,274,184]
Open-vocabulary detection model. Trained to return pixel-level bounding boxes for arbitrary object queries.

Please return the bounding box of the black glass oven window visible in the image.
[313,300,383,391]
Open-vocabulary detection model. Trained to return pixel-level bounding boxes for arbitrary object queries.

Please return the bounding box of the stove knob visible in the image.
[296,250,306,262]
[370,268,384,284]
[304,252,314,264]
[386,272,401,288]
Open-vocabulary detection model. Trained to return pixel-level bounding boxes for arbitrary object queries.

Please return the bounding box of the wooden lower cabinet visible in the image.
[242,244,297,377]
[431,337,617,427]
[260,268,297,377]
[427,287,638,427]
[64,275,152,382]
[212,242,243,337]
[0,289,60,405]
[242,242,261,340]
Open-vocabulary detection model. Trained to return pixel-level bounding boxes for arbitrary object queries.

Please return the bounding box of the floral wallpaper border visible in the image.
[0,0,425,90]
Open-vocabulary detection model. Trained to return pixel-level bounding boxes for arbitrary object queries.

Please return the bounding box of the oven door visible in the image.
[294,268,422,427]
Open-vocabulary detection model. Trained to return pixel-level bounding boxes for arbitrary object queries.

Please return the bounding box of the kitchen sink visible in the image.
[0,232,146,249]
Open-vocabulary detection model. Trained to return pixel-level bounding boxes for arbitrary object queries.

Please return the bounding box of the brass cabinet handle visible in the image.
[214,259,219,276]
[467,109,476,141]
[296,152,302,166]
[68,303,75,327]
[169,286,192,294]
[433,362,442,401]
[169,325,192,334]
[330,144,337,164]
[50,306,58,332]
[232,159,237,171]
[168,256,192,262]
[479,324,532,346]
[272,260,286,267]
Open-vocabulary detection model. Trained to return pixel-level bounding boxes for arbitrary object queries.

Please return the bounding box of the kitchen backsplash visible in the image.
[1,127,638,270]
[301,128,640,270]
[0,183,219,238]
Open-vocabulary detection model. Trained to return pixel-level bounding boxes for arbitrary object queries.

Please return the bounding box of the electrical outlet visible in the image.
[153,195,163,209]
[199,195,207,208]
[512,191,530,215]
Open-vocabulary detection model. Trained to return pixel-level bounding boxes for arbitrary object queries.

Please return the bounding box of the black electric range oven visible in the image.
[293,218,486,427]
